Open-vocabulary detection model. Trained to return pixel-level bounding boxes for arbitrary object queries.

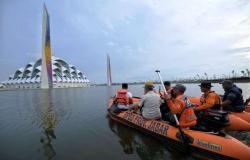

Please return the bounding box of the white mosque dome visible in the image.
[3,56,90,88]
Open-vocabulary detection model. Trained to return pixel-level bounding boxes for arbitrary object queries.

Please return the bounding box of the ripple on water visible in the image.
[227,131,250,146]
[1,85,250,160]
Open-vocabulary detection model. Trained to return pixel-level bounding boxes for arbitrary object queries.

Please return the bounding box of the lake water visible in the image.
[0,83,249,160]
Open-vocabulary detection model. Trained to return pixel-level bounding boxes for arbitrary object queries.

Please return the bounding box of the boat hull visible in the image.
[189,97,250,130]
[246,106,250,113]
[108,98,250,160]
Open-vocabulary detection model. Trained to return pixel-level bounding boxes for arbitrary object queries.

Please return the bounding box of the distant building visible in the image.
[1,4,90,89]
[2,56,90,89]
[0,84,5,88]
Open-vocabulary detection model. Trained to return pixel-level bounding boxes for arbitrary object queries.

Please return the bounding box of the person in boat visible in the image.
[220,80,245,112]
[131,81,162,120]
[192,82,226,131]
[159,81,172,96]
[159,81,172,120]
[164,81,172,93]
[194,82,221,111]
[113,83,133,111]
[163,84,197,128]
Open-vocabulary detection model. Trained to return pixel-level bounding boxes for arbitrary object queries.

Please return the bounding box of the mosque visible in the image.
[1,5,90,89]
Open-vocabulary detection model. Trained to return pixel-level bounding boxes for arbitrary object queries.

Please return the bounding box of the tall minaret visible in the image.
[41,4,53,89]
[107,54,112,86]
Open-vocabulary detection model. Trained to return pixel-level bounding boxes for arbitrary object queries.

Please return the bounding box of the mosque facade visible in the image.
[2,56,90,89]
[1,5,90,89]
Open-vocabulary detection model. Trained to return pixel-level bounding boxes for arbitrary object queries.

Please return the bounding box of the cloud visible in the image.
[107,41,115,47]
[228,47,250,53]
[1,0,250,83]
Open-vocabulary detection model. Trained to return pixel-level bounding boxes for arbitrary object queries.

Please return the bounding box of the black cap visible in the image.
[199,82,213,88]
[219,80,233,85]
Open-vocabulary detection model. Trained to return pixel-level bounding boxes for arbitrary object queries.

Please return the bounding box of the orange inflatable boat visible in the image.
[246,106,250,113]
[108,98,250,160]
[189,97,250,131]
[245,98,250,113]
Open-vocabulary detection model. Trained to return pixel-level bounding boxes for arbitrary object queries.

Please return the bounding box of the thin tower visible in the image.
[41,4,53,89]
[107,54,112,86]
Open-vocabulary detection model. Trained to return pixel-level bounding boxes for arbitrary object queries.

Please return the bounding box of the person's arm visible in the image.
[195,94,217,111]
[130,95,144,110]
[221,93,236,107]
[128,92,133,104]
[113,93,118,103]
[245,97,250,105]
[129,98,133,104]
[221,100,232,107]
[162,92,171,101]
[167,99,184,114]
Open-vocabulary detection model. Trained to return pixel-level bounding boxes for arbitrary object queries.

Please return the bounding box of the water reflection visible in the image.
[106,86,114,100]
[39,90,57,160]
[3,84,249,159]
[108,117,174,160]
[108,118,134,154]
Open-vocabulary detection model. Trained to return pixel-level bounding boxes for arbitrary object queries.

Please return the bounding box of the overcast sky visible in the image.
[0,0,250,83]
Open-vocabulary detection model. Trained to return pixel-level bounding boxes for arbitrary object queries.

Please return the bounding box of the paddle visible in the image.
[155,70,191,151]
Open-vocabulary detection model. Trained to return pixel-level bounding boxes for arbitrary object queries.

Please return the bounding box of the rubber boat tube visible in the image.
[108,98,250,160]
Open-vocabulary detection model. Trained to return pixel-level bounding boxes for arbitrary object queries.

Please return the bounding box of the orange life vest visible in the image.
[179,96,197,128]
[199,91,221,110]
[167,95,197,127]
[116,89,129,105]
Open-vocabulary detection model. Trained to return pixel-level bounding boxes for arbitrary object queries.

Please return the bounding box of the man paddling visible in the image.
[163,84,197,128]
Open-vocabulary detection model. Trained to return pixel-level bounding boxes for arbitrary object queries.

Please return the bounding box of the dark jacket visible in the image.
[223,86,245,112]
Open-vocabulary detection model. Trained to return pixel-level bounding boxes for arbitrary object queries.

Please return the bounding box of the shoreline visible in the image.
[95,78,250,86]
